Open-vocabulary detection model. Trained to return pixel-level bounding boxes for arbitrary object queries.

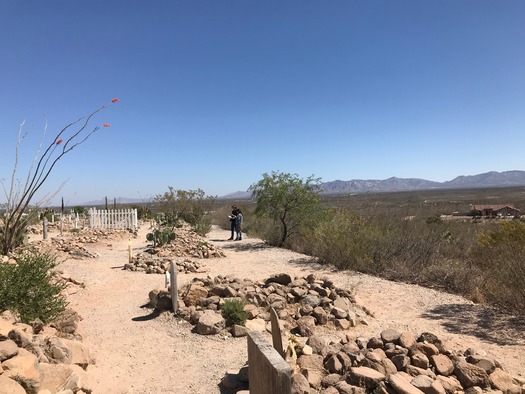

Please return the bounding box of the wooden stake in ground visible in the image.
[169,261,178,313]
[270,307,284,357]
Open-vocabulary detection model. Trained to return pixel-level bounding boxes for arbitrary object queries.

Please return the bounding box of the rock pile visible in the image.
[124,226,224,274]
[0,309,94,394]
[47,238,98,259]
[282,329,525,394]
[150,273,372,336]
[125,256,208,274]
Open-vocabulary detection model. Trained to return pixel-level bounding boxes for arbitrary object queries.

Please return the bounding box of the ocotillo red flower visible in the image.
[111,98,119,103]
[56,139,63,145]
[103,123,110,127]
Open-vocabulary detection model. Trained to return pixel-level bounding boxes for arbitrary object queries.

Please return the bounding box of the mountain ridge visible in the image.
[78,171,525,205]
[220,170,525,199]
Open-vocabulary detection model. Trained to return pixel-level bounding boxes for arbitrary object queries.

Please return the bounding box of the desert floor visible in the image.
[53,224,525,394]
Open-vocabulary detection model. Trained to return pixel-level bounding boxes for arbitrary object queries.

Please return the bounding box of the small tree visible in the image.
[249,171,323,247]
[0,99,118,255]
[153,187,216,236]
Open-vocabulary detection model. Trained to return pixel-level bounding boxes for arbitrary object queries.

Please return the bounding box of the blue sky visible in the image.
[1,1,524,206]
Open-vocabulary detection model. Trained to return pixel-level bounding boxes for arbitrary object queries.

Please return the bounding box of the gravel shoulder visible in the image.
[56,224,525,393]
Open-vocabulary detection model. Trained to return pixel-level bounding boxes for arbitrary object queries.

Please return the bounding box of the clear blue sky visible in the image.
[1,1,524,206]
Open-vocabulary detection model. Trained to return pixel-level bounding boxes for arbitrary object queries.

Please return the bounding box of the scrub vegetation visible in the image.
[216,178,525,315]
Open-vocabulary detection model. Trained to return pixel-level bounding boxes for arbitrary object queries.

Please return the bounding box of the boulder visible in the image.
[196,310,225,335]
[291,372,310,394]
[347,367,386,389]
[183,284,208,307]
[0,338,19,361]
[430,354,454,376]
[489,368,522,394]
[388,373,425,394]
[2,348,42,392]
[454,361,490,389]
[265,273,292,286]
[0,375,26,394]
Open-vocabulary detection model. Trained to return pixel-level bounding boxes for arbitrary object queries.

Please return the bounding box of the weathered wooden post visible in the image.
[248,331,291,394]
[169,261,178,313]
[270,307,284,357]
[43,217,48,240]
[128,239,132,263]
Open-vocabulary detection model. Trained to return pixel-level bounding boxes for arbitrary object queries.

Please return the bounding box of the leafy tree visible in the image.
[1,99,118,255]
[73,206,86,215]
[153,187,216,236]
[249,171,323,247]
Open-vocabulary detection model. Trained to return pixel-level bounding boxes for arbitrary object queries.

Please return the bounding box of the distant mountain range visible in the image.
[78,171,525,205]
[220,170,525,199]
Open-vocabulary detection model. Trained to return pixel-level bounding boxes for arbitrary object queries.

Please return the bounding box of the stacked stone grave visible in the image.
[150,272,372,336]
[287,329,525,394]
[29,231,112,259]
[126,256,208,274]
[124,226,224,274]
[148,272,524,394]
[0,309,94,394]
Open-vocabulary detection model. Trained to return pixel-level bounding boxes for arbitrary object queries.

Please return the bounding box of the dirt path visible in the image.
[57,224,525,393]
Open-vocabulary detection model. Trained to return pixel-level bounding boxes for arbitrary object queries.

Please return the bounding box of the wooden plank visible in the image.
[270,307,284,357]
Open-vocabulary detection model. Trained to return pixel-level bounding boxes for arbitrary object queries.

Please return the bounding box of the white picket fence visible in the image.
[88,208,138,230]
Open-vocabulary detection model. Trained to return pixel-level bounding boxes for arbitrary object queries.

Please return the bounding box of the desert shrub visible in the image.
[221,298,247,326]
[154,187,216,235]
[192,217,212,237]
[471,221,525,313]
[0,251,68,323]
[305,208,377,271]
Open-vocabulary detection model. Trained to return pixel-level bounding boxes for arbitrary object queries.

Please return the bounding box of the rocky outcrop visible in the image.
[0,310,94,394]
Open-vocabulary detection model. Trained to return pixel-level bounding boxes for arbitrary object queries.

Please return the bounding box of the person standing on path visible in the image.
[228,205,237,240]
[235,208,243,240]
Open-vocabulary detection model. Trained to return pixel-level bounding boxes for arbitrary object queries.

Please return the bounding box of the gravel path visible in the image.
[57,224,525,393]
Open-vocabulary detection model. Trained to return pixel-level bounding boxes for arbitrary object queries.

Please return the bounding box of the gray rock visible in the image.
[230,324,249,337]
[388,373,425,394]
[0,339,19,362]
[381,329,401,344]
[306,335,328,355]
[347,367,386,389]
[489,368,522,394]
[196,310,225,335]
[295,316,317,336]
[454,361,490,389]
[312,307,329,325]
[265,273,292,286]
[430,354,454,376]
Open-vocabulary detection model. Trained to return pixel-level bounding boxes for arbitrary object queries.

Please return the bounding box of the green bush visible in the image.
[0,251,68,323]
[305,208,376,271]
[221,298,248,326]
[472,221,525,312]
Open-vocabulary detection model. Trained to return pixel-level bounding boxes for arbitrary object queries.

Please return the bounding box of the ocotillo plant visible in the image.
[0,98,119,255]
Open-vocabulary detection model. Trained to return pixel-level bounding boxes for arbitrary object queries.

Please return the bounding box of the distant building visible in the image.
[470,204,521,218]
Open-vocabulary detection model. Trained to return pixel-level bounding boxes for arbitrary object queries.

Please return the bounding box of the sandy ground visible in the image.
[54,224,525,393]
